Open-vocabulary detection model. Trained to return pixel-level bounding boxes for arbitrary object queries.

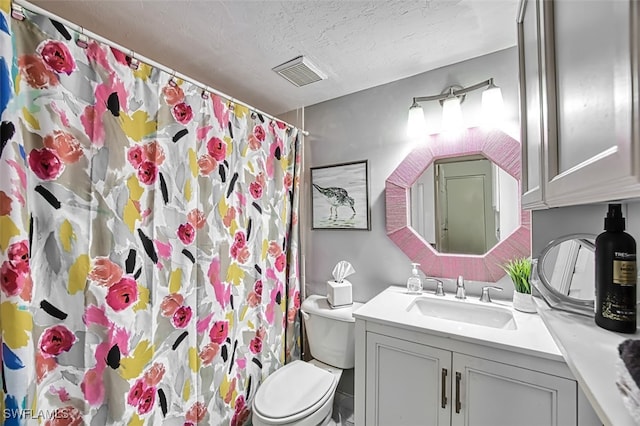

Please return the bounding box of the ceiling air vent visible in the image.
[273,56,327,87]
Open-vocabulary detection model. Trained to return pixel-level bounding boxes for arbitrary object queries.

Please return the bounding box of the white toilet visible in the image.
[252,294,362,426]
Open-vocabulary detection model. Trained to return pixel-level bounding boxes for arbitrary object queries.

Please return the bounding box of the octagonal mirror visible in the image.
[386,127,531,282]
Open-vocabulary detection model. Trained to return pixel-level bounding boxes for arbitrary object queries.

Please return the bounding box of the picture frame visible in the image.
[311,160,370,230]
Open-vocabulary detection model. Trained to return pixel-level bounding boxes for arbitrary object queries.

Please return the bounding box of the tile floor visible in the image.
[333,391,354,426]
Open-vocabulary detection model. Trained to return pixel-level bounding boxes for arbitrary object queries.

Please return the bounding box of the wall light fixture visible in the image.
[407,78,504,138]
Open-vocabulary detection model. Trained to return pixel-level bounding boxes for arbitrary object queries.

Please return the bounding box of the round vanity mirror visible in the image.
[410,154,520,255]
[532,233,596,316]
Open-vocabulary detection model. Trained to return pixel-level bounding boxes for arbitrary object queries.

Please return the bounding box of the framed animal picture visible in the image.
[310,160,370,230]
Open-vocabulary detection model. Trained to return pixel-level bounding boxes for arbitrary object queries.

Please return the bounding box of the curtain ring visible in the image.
[76,27,89,49]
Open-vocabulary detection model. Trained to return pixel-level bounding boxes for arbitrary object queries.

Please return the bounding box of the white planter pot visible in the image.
[513,291,537,313]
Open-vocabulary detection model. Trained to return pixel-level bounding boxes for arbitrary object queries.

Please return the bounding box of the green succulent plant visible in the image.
[502,257,532,294]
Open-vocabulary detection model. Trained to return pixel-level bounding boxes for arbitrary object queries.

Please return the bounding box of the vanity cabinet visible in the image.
[364,332,577,426]
[518,0,640,209]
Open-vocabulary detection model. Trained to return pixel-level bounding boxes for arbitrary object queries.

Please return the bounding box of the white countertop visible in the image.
[537,303,637,426]
[353,286,564,362]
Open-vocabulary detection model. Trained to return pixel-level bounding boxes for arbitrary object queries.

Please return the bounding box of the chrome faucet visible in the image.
[455,275,466,299]
[425,277,445,296]
[479,286,503,303]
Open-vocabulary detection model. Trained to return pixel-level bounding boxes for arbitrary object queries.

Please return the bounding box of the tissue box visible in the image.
[327,280,352,308]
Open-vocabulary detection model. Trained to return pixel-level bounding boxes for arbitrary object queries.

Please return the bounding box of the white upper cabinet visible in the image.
[519,0,640,208]
[518,0,547,209]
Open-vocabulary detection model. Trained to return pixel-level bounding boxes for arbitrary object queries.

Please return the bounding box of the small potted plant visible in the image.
[502,257,537,313]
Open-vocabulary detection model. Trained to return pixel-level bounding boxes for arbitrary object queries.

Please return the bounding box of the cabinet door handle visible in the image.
[441,368,448,408]
[455,372,462,414]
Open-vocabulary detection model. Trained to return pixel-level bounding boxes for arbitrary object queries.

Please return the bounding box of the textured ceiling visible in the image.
[27,0,518,116]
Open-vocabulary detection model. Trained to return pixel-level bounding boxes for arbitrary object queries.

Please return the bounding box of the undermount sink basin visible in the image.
[406,296,518,330]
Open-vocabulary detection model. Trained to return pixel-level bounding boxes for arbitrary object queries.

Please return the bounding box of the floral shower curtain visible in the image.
[0,2,301,425]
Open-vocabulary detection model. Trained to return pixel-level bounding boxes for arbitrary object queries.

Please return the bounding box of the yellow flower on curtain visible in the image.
[120,111,156,142]
[120,340,155,380]
[0,216,20,252]
[1,302,33,348]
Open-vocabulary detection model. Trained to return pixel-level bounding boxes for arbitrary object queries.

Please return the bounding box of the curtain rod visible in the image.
[12,0,309,137]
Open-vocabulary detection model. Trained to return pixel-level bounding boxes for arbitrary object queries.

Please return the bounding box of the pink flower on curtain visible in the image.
[253,125,266,142]
[187,209,206,230]
[143,141,166,165]
[246,290,260,307]
[43,131,83,164]
[85,42,111,70]
[127,146,144,169]
[28,148,64,180]
[254,280,263,295]
[37,40,76,75]
[137,386,157,415]
[233,231,246,248]
[1,261,29,297]
[105,276,138,311]
[268,241,282,258]
[249,336,262,354]
[80,105,105,145]
[81,368,105,406]
[109,47,129,67]
[143,363,166,387]
[137,161,158,185]
[8,240,29,267]
[186,401,207,423]
[209,321,229,344]
[127,379,146,406]
[222,206,236,228]
[89,257,123,287]
[172,306,192,328]
[160,293,184,317]
[18,55,59,89]
[249,181,263,199]
[198,154,217,176]
[36,351,57,383]
[275,253,286,272]
[207,137,227,161]
[39,325,76,357]
[231,395,250,426]
[163,84,185,106]
[284,172,293,190]
[177,223,195,245]
[199,343,219,365]
[45,406,83,426]
[172,102,193,124]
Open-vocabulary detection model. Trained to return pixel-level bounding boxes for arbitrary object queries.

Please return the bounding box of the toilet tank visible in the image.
[301,295,363,369]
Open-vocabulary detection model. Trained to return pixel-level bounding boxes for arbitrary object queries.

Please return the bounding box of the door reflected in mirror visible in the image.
[409,154,520,255]
[539,236,595,301]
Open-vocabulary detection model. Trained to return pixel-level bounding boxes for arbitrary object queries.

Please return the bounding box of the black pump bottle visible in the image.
[595,204,637,333]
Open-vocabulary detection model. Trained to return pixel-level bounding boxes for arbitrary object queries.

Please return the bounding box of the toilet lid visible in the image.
[254,360,336,420]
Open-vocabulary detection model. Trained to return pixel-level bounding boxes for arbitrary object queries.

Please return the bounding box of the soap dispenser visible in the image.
[407,263,423,294]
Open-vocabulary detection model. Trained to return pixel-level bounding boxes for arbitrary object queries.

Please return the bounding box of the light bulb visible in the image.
[482,84,504,127]
[441,96,464,133]
[407,102,427,139]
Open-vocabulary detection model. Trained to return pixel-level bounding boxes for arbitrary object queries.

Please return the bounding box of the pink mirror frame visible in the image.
[385,127,531,282]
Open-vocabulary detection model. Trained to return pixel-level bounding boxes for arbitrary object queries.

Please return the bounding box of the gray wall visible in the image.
[302,47,521,303]
[532,202,640,257]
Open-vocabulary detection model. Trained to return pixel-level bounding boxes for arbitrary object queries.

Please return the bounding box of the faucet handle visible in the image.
[425,277,445,296]
[479,286,503,303]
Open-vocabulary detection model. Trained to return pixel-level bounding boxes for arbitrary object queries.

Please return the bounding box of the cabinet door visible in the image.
[451,353,577,426]
[542,0,640,206]
[366,332,451,426]
[517,0,547,209]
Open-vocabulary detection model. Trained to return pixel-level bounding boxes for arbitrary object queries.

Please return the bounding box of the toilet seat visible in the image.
[253,360,338,425]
